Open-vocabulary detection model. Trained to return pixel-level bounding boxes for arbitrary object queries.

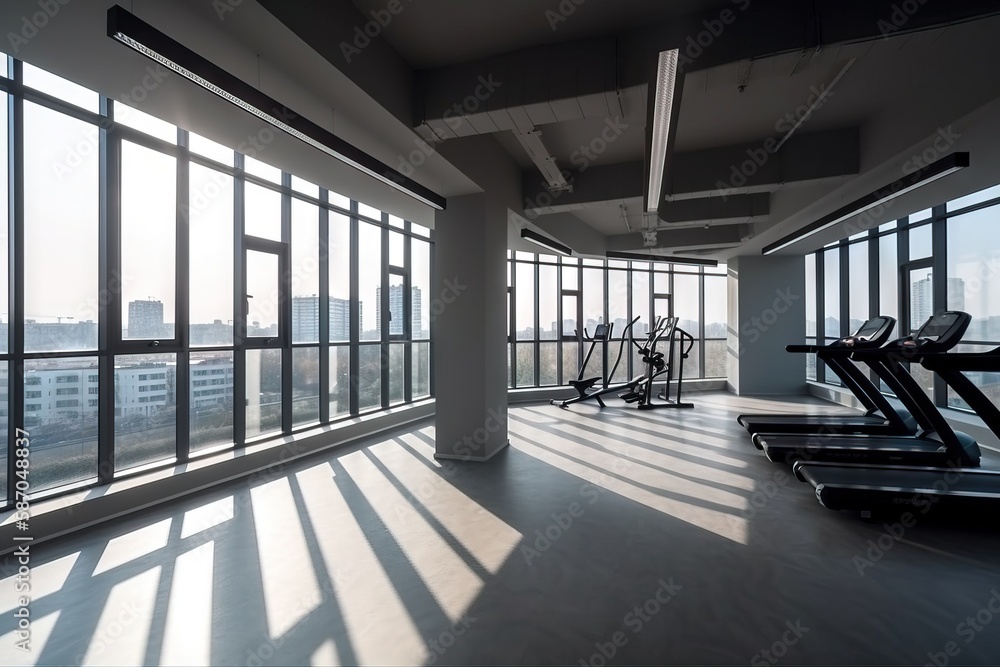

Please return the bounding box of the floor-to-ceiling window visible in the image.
[0,56,434,507]
[507,253,727,388]
[803,182,1000,415]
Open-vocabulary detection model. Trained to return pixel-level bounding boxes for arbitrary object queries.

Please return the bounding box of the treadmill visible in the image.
[754,311,981,468]
[794,347,1000,515]
[736,316,914,437]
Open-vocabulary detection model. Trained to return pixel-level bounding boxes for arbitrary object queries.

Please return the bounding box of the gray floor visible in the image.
[3,391,1000,665]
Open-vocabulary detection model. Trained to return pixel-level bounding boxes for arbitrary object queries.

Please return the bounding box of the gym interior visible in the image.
[2,0,1000,664]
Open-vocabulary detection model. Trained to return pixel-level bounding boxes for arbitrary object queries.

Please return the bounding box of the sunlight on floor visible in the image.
[369,437,521,573]
[94,519,171,575]
[510,419,750,545]
[81,566,161,666]
[295,461,425,665]
[251,477,322,639]
[159,541,214,666]
[180,496,234,539]
[339,450,484,621]
[0,551,79,616]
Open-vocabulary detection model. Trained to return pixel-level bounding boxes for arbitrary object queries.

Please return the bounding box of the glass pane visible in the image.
[23,63,99,111]
[909,267,933,331]
[516,263,535,340]
[673,338,700,379]
[24,103,98,352]
[910,208,932,224]
[948,184,1000,213]
[654,272,669,294]
[116,105,176,144]
[330,213,351,342]
[389,230,404,267]
[246,349,282,438]
[359,222,382,341]
[24,357,99,492]
[515,251,534,261]
[632,270,650,337]
[704,339,726,378]
[674,274,699,336]
[189,132,233,165]
[412,342,430,399]
[583,269,604,333]
[824,248,840,339]
[561,265,578,290]
[412,224,431,238]
[562,295,577,337]
[805,254,816,337]
[909,223,932,260]
[388,214,405,229]
[115,354,177,471]
[0,362,4,498]
[330,345,351,417]
[357,344,382,411]
[562,341,579,384]
[247,251,279,337]
[539,342,558,385]
[244,155,281,182]
[947,206,1000,340]
[879,234,898,339]
[507,343,512,389]
[515,343,534,386]
[946,344,1000,411]
[292,176,319,197]
[291,199,320,343]
[608,270,628,338]
[245,182,281,241]
[122,142,176,340]
[848,241,869,332]
[358,202,381,220]
[538,254,557,264]
[189,164,234,346]
[805,338,817,381]
[292,347,320,426]
[388,273,405,336]
[329,191,350,210]
[389,343,405,405]
[190,351,234,452]
[704,276,726,339]
[412,239,430,339]
[538,265,558,340]
[0,94,6,352]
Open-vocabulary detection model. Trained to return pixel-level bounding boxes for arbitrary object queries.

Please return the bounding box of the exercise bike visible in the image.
[550,316,641,408]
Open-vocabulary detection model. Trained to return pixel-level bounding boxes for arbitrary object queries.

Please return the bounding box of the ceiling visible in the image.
[13,0,999,262]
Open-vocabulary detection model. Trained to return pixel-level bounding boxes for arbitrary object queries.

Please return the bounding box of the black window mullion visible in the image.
[815,250,826,382]
[233,153,246,446]
[8,69,24,499]
[318,196,330,424]
[348,206,359,415]
[280,173,292,434]
[380,216,390,409]
[175,132,190,461]
[698,270,706,379]
[534,260,540,387]
[100,97,120,482]
[428,229,435,397]
[839,243,849,338]
[403,230,412,403]
[931,204,949,405]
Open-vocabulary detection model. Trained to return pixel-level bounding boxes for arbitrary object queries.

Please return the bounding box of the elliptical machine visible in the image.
[619,316,695,410]
[550,316,641,408]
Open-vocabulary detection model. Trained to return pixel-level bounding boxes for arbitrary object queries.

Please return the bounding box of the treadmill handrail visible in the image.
[922,351,1000,372]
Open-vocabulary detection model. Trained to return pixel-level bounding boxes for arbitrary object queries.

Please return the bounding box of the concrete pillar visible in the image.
[433,193,509,461]
[727,255,806,395]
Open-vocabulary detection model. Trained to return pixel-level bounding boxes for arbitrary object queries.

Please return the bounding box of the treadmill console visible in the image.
[832,316,895,348]
[906,311,971,350]
[593,323,610,340]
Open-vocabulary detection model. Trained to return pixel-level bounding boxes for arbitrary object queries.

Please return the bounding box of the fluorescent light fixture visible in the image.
[606,250,717,267]
[646,49,679,213]
[521,229,571,256]
[762,152,969,255]
[107,5,446,210]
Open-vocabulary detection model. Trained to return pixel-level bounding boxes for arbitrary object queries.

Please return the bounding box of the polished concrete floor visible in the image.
[2,391,1000,665]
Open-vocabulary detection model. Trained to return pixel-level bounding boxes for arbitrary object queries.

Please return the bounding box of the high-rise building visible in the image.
[292,295,320,342]
[911,274,965,328]
[128,299,165,338]
[330,297,352,341]
[375,285,423,336]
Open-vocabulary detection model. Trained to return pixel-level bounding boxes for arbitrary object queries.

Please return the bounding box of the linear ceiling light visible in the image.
[521,229,571,256]
[606,250,718,267]
[762,152,969,255]
[107,5,446,210]
[646,49,680,213]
